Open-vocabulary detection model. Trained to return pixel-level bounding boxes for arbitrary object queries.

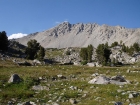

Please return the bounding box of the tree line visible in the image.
[111,41,140,55]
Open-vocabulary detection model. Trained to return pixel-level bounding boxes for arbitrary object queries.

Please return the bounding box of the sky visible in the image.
[0,0,140,39]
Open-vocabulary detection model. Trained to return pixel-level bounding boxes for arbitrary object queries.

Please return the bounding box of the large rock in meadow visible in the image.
[89,75,129,85]
[8,74,21,83]
[88,75,110,84]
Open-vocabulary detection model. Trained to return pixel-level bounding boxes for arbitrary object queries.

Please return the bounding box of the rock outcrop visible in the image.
[88,75,110,84]
[88,75,129,85]
[14,22,140,48]
[110,46,140,64]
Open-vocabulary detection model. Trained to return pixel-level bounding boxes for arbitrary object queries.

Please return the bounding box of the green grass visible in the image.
[0,82,34,102]
[46,48,64,59]
[0,64,140,104]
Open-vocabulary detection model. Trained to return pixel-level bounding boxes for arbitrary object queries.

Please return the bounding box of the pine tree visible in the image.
[80,45,94,62]
[122,43,127,52]
[25,39,40,60]
[105,42,109,48]
[80,48,88,61]
[128,46,134,55]
[120,40,123,45]
[96,43,111,65]
[0,31,8,51]
[37,46,45,61]
[87,44,93,62]
[133,42,140,52]
[96,44,105,64]
[111,41,118,47]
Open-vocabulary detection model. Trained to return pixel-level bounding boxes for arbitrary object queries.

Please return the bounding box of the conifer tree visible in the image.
[111,41,118,47]
[96,43,111,65]
[25,39,45,60]
[0,31,8,51]
[80,48,88,61]
[87,44,93,62]
[133,42,140,52]
[37,46,45,61]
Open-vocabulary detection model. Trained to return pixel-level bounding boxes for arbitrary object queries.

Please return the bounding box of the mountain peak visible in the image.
[59,21,70,25]
[15,22,140,48]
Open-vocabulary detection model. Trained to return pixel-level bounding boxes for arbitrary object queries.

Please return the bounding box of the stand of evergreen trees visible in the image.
[122,42,140,55]
[80,43,111,66]
[80,44,93,65]
[80,41,140,66]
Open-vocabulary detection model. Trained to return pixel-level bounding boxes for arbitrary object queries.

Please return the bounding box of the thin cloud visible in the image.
[64,19,68,22]
[54,19,69,25]
[8,33,28,39]
[55,21,60,24]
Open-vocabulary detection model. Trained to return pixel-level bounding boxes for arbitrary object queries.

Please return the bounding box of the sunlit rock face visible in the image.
[14,22,140,48]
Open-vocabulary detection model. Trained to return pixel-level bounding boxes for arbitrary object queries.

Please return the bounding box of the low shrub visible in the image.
[81,60,87,65]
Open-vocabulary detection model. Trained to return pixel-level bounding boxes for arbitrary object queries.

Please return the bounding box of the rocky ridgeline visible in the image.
[15,22,140,48]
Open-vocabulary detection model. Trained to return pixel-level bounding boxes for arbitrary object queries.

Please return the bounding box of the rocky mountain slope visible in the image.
[14,22,140,48]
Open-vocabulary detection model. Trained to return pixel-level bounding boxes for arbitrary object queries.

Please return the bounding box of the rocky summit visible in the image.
[14,22,140,48]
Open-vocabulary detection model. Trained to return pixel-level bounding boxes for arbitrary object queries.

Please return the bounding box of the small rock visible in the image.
[117,89,123,93]
[129,94,134,98]
[114,102,123,105]
[126,99,130,103]
[8,101,14,105]
[32,85,49,91]
[132,92,139,97]
[52,102,59,105]
[91,73,99,76]
[119,86,124,88]
[69,98,77,104]
[95,97,101,101]
[30,101,36,105]
[129,103,136,105]
[69,86,77,90]
[48,100,52,103]
[38,77,43,80]
[127,69,130,73]
[109,101,116,104]
[17,103,23,105]
[82,94,87,98]
[121,92,126,95]
[25,101,31,105]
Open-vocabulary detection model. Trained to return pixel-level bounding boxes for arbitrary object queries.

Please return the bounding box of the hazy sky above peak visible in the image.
[0,0,140,39]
